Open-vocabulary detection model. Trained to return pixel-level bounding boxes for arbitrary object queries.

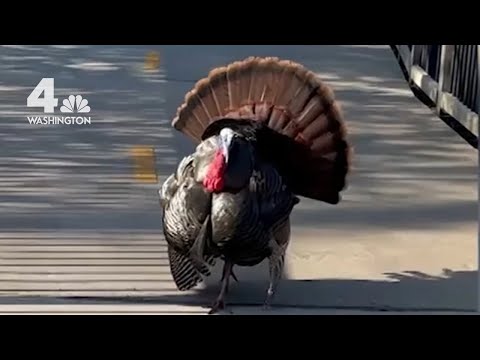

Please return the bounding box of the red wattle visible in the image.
[203,150,226,192]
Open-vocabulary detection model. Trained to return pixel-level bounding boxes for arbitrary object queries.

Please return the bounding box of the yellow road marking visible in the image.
[144,51,160,71]
[130,146,158,183]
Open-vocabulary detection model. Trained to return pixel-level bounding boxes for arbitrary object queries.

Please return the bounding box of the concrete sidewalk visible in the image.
[0,45,477,313]
[0,304,474,315]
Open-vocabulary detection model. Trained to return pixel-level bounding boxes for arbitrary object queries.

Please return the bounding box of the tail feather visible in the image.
[195,78,220,120]
[226,61,243,110]
[208,70,228,114]
[172,56,352,204]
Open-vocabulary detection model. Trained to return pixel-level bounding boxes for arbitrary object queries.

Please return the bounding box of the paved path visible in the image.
[0,45,477,314]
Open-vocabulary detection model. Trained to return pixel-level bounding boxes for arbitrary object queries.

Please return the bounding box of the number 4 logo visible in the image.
[27,78,59,113]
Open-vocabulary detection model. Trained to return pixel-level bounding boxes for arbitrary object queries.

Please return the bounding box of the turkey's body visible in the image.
[159,57,352,314]
[161,136,298,302]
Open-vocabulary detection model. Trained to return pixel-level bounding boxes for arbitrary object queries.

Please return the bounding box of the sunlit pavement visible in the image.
[0,45,477,314]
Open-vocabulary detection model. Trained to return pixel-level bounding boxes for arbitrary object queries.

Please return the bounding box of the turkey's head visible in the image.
[203,127,254,193]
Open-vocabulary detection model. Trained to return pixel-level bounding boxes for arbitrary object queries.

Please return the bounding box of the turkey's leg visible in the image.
[209,260,234,314]
[221,267,238,283]
[264,220,290,310]
[264,251,285,309]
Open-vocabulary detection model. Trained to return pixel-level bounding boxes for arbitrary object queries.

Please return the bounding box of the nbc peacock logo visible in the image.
[60,95,91,114]
[26,78,93,125]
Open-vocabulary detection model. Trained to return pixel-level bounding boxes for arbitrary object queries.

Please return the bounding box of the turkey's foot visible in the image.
[208,298,225,314]
[262,288,274,311]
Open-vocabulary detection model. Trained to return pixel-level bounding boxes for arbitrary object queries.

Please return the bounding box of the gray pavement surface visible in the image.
[0,45,477,314]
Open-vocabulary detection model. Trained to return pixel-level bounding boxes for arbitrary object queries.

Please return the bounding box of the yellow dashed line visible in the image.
[144,51,160,71]
[130,146,158,183]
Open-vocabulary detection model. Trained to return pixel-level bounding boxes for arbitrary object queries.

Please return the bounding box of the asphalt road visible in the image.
[0,45,477,314]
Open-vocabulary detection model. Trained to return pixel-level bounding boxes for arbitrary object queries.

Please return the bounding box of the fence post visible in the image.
[436,46,446,115]
[436,45,455,115]
[409,45,416,85]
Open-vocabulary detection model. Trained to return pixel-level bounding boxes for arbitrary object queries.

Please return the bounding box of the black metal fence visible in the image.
[393,45,479,141]
[410,45,478,113]
[447,45,478,112]
[411,45,442,82]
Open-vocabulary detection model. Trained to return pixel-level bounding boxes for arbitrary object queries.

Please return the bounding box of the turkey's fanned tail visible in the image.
[172,57,352,204]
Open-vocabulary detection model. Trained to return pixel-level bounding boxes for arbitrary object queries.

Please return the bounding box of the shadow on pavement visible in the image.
[0,269,475,312]
[169,268,477,312]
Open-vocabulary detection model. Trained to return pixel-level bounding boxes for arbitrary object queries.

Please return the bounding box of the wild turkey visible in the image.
[159,56,351,314]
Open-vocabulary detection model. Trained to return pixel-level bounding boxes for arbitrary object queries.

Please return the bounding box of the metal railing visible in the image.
[392,45,479,140]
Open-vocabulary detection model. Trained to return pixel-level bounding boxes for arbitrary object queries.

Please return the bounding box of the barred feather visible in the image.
[167,244,218,291]
[167,245,203,291]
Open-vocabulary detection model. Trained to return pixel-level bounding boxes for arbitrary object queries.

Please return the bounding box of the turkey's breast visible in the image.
[210,162,298,266]
[211,187,269,266]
